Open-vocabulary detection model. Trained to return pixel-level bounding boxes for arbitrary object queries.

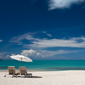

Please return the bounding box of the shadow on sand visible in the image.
[25,76,42,78]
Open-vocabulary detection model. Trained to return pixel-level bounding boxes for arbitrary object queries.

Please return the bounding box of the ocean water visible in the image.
[0,60,85,71]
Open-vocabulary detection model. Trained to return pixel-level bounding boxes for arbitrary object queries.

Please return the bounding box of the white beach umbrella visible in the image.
[10,54,32,66]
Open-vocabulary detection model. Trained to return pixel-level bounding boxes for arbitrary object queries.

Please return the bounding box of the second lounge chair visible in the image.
[18,67,32,78]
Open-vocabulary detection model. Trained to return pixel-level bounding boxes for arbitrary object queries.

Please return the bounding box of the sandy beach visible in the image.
[0,70,85,85]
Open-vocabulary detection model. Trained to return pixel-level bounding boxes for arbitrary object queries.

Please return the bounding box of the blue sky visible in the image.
[0,0,85,60]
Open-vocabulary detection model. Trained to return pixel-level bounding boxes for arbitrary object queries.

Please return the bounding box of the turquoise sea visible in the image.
[0,60,85,71]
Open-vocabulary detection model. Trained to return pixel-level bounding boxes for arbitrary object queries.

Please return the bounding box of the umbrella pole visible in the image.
[20,58,22,66]
[20,61,21,66]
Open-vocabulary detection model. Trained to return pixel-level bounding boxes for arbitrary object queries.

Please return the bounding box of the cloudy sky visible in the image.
[0,0,85,60]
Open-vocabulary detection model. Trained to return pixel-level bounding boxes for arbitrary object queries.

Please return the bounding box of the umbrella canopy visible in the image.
[10,55,32,62]
[10,54,32,66]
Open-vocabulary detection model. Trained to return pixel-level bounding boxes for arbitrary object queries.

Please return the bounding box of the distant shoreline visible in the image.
[1,66,85,71]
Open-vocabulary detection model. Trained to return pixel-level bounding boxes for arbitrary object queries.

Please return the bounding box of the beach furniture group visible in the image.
[4,66,32,78]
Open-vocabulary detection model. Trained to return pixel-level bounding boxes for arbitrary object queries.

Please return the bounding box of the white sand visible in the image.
[0,70,85,85]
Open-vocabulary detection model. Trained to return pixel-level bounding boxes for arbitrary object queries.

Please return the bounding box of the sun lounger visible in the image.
[4,66,19,78]
[17,67,32,78]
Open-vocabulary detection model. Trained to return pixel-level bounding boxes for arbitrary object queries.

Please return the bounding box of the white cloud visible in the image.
[42,31,47,33]
[10,33,33,43]
[10,33,85,48]
[20,49,80,58]
[0,53,10,59]
[8,32,85,60]
[9,33,85,59]
[21,49,41,58]
[42,31,52,37]
[10,33,40,44]
[5,55,11,59]
[48,0,85,10]
[0,40,3,42]
[47,34,52,37]
[9,49,85,60]
[27,36,85,48]
[38,49,79,57]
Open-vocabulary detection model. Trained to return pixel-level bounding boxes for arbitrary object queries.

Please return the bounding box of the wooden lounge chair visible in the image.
[17,67,32,78]
[4,66,19,78]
